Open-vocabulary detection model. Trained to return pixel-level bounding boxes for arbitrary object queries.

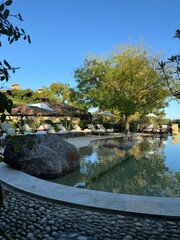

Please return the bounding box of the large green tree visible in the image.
[0,0,30,122]
[74,44,170,132]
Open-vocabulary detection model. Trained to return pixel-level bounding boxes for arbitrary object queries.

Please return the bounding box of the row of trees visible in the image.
[8,82,73,105]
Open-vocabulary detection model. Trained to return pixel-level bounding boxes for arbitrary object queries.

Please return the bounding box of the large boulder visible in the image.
[103,141,134,150]
[3,134,80,179]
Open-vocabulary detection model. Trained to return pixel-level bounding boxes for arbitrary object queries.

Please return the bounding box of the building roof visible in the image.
[10,102,92,118]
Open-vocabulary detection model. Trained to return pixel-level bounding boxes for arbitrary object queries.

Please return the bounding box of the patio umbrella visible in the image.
[145,113,158,119]
[26,103,55,128]
[27,103,54,112]
[98,111,115,117]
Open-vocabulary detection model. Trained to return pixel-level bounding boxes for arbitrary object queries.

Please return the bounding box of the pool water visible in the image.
[50,135,180,197]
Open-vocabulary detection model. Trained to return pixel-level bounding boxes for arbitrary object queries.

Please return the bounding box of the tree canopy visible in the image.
[74,44,170,131]
[41,82,71,103]
[8,82,74,105]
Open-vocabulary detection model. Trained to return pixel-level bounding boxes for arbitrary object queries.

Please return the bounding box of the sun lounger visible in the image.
[87,124,105,136]
[71,124,92,136]
[37,123,56,133]
[22,123,34,134]
[155,125,168,134]
[0,123,16,135]
[96,124,114,135]
[142,123,154,133]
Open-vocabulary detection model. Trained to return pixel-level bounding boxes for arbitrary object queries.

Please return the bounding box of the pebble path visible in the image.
[0,191,180,240]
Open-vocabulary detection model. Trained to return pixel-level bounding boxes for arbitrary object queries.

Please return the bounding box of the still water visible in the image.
[50,135,180,197]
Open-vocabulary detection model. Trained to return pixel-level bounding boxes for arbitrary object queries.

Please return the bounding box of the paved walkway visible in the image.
[0,134,180,218]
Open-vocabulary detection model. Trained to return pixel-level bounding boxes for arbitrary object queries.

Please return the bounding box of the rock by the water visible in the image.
[102,143,117,148]
[117,142,133,150]
[3,134,80,179]
[103,141,134,150]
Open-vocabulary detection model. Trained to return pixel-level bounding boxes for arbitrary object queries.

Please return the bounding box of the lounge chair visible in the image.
[155,125,168,134]
[22,124,46,135]
[22,123,34,134]
[87,124,105,136]
[0,123,16,135]
[37,123,56,133]
[71,124,92,136]
[55,123,70,138]
[96,124,114,135]
[142,123,154,133]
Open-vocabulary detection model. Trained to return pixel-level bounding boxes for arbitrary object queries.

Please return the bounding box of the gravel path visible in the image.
[0,191,180,240]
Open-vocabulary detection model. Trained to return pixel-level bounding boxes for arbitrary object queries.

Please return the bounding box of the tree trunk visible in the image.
[125,115,130,134]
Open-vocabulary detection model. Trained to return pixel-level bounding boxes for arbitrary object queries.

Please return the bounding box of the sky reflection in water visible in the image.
[51,135,180,197]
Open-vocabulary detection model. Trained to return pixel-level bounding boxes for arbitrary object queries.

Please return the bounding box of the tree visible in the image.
[74,44,170,132]
[0,0,30,122]
[8,88,35,104]
[42,82,71,103]
[158,29,180,99]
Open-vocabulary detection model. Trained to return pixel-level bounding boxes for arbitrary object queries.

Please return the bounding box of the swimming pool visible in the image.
[50,135,180,197]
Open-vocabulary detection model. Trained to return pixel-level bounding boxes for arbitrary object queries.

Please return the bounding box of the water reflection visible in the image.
[50,135,180,197]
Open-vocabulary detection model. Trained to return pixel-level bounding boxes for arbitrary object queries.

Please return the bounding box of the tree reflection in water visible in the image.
[51,136,180,197]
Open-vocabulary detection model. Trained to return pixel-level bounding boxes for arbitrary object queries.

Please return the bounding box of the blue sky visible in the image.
[1,0,180,119]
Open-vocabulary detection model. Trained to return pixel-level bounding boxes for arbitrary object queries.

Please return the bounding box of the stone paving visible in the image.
[0,191,180,240]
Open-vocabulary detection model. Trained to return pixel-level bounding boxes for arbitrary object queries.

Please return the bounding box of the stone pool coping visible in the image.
[0,133,180,218]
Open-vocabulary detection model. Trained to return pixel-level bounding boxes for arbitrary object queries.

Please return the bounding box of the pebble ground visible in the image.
[0,191,180,240]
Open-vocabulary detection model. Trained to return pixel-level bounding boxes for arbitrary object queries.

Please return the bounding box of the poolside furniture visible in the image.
[22,123,34,134]
[96,124,114,135]
[36,123,56,133]
[0,123,16,146]
[71,124,92,136]
[87,124,106,136]
[155,124,168,134]
[55,123,71,138]
[0,123,16,135]
[142,123,154,133]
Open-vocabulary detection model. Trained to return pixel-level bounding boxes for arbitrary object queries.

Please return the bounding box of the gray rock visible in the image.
[102,143,117,148]
[3,134,80,178]
[117,141,134,150]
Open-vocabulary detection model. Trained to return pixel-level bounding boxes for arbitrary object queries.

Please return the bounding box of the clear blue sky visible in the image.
[1,0,180,119]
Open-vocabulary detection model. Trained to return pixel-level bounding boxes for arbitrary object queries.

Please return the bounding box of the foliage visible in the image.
[158,29,180,99]
[0,0,30,122]
[74,44,170,131]
[41,82,71,103]
[8,82,75,105]
[8,88,35,104]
